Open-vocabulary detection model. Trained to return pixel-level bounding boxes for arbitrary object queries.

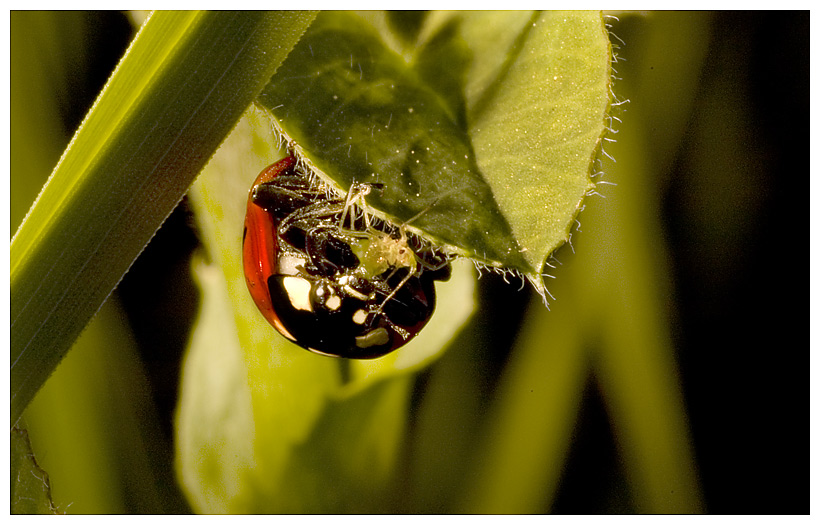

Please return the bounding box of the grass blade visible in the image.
[10,10,317,424]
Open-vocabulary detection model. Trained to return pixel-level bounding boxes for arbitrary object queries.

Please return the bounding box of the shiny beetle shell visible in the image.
[242,156,450,359]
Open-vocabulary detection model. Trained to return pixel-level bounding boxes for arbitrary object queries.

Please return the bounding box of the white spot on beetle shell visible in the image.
[326,295,342,311]
[282,276,313,312]
[352,309,368,325]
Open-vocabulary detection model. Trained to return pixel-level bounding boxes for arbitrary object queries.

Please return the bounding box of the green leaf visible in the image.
[259,12,525,268]
[10,426,59,514]
[176,107,476,513]
[10,10,317,424]
[257,11,611,296]
[176,11,610,511]
[463,11,611,278]
[456,13,707,513]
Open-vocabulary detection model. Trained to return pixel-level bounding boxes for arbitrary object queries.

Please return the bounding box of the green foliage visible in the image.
[22,298,187,513]
[258,11,611,291]
[9,10,724,516]
[176,109,476,513]
[173,10,610,512]
[10,427,58,514]
[10,10,317,424]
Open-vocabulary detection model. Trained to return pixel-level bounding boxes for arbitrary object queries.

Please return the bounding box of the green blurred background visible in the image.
[11,11,807,514]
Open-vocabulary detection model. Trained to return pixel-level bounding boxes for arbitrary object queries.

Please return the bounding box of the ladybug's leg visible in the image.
[252,176,325,216]
[278,200,345,237]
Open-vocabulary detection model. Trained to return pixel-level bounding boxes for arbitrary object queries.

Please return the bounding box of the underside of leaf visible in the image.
[257,11,612,299]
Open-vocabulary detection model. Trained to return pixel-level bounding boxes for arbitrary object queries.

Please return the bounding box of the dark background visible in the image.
[11,11,808,513]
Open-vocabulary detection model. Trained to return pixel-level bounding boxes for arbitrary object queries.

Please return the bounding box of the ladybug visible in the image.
[242,155,451,359]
